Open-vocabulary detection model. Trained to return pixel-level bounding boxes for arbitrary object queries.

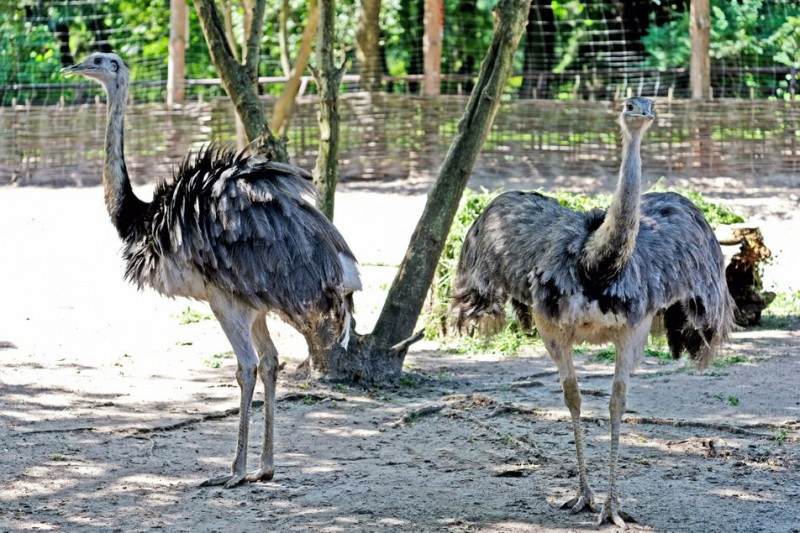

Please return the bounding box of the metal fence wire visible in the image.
[1,0,798,186]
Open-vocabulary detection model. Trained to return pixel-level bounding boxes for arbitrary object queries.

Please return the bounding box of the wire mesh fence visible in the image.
[1,0,798,186]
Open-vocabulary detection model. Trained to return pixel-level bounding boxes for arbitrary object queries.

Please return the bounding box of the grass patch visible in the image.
[759,291,800,329]
[203,351,233,369]
[586,342,673,365]
[443,320,536,356]
[587,346,616,364]
[176,306,212,325]
[773,427,790,447]
[712,392,740,406]
[399,374,417,388]
[712,354,751,368]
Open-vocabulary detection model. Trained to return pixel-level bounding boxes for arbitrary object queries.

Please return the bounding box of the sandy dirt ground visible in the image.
[1,169,799,532]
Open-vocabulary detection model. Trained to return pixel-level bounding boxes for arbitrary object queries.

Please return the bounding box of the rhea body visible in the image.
[63,52,361,488]
[452,97,735,526]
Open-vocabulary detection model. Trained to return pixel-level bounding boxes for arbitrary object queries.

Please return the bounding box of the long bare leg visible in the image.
[539,325,596,514]
[598,321,650,527]
[201,291,258,488]
[247,313,279,482]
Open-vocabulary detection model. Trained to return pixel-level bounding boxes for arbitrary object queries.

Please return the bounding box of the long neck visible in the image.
[103,78,147,238]
[582,128,643,275]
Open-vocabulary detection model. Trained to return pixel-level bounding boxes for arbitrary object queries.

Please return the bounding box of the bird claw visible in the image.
[199,468,274,489]
[198,473,246,489]
[245,468,275,483]
[597,500,636,529]
[561,487,598,514]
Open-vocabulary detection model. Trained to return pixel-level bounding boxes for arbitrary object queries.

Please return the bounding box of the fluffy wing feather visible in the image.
[452,190,734,365]
[127,146,359,326]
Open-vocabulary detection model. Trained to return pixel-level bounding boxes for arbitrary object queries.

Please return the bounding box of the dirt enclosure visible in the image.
[1,168,799,532]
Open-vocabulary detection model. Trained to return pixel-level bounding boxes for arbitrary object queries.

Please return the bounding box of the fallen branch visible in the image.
[392,404,448,427]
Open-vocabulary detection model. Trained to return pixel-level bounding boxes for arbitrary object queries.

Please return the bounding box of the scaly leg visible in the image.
[598,321,649,527]
[200,292,258,488]
[247,314,279,482]
[539,326,597,514]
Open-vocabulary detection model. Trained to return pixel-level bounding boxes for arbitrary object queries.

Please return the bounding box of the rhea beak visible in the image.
[61,63,88,76]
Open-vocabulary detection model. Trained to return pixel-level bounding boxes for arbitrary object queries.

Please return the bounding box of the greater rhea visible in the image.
[452,97,735,526]
[63,52,361,488]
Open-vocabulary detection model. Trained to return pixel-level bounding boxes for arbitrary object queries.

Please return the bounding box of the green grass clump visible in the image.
[760,291,800,328]
[444,320,534,356]
[177,306,212,325]
[203,351,233,369]
[649,179,745,229]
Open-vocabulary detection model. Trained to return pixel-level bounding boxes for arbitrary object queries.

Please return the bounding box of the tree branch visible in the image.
[311,0,345,220]
[244,0,266,80]
[278,0,292,77]
[270,0,319,135]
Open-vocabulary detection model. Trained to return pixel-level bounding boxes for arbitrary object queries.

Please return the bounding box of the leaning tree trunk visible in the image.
[311,0,344,220]
[192,0,288,162]
[304,0,533,383]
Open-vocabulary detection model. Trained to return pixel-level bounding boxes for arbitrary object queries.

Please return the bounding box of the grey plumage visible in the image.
[63,52,360,488]
[452,97,735,526]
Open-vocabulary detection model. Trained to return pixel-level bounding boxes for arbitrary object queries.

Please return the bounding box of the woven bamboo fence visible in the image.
[1,94,797,187]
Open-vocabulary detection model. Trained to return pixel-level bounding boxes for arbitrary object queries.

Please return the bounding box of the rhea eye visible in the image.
[93,57,102,65]
[626,103,634,111]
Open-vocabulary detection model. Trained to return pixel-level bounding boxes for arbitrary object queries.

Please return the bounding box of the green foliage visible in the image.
[0,10,65,104]
[761,291,800,327]
[445,320,533,356]
[642,0,800,97]
[203,351,233,369]
[176,306,212,325]
[588,346,616,364]
[712,354,751,367]
[773,427,789,446]
[649,180,745,228]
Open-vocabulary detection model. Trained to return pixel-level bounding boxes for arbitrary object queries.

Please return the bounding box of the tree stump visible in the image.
[716,225,775,326]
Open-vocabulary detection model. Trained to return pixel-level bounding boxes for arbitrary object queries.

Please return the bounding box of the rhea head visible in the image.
[61,52,129,92]
[619,96,655,134]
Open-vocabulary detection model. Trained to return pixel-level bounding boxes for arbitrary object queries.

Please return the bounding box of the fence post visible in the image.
[167,0,188,106]
[423,0,443,96]
[689,0,710,100]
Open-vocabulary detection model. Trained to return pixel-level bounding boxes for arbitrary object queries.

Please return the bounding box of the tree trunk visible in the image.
[311,0,344,220]
[690,0,711,100]
[167,0,188,106]
[271,0,319,137]
[192,0,288,162]
[305,0,533,383]
[356,0,382,92]
[278,0,292,77]
[422,0,443,96]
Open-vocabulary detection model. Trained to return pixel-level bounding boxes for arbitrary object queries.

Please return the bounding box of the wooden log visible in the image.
[715,224,776,326]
